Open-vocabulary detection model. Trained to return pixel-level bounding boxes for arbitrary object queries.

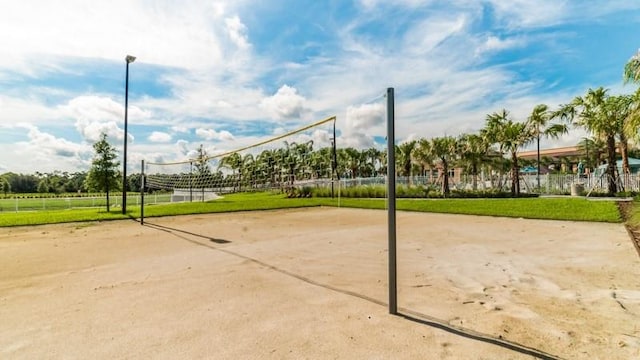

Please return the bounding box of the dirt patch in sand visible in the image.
[1,208,639,359]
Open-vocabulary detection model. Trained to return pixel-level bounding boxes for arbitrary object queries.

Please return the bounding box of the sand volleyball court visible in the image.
[1,207,639,359]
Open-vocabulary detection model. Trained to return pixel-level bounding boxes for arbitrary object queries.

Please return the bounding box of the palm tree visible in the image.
[309,147,331,179]
[218,152,242,192]
[241,153,255,190]
[429,136,457,196]
[483,109,532,196]
[293,140,314,180]
[411,139,433,180]
[457,133,491,190]
[256,149,277,189]
[556,87,619,194]
[610,94,635,175]
[623,49,640,84]
[530,104,569,189]
[576,137,605,174]
[362,147,382,177]
[282,141,297,185]
[377,149,387,176]
[340,147,361,178]
[395,141,416,182]
[411,137,457,195]
[282,140,314,184]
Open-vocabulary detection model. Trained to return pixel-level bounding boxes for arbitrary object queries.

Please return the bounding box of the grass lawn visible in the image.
[0,192,623,227]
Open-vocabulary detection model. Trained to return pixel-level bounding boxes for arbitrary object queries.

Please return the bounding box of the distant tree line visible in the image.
[0,171,143,196]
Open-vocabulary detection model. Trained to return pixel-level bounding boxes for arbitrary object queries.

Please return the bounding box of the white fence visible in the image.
[335,173,640,194]
[0,194,171,212]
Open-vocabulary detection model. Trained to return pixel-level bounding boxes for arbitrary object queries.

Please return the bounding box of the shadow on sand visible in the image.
[144,221,563,360]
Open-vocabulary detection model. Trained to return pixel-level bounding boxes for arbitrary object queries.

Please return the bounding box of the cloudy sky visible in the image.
[1,0,639,174]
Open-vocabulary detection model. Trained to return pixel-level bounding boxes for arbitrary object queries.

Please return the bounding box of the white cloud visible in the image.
[260,85,310,120]
[346,103,385,130]
[337,103,386,149]
[0,0,247,73]
[225,15,250,50]
[339,132,378,149]
[3,124,93,173]
[0,94,63,125]
[59,95,149,143]
[475,35,525,56]
[484,1,640,30]
[148,131,172,143]
[402,14,468,55]
[171,125,190,133]
[195,128,235,141]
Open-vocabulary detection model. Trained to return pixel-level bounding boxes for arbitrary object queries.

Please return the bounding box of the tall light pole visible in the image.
[122,55,136,214]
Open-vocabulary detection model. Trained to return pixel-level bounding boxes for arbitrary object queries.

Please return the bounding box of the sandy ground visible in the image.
[1,207,639,359]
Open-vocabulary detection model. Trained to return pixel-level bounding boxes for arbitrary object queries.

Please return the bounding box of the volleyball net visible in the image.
[142,116,338,204]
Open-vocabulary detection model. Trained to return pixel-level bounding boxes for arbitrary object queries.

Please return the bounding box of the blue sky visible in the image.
[1,0,640,173]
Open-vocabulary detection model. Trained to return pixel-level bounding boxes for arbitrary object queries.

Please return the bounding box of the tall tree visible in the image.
[457,133,491,191]
[194,144,211,176]
[241,153,255,190]
[412,137,457,196]
[556,88,619,194]
[366,148,382,176]
[609,94,635,175]
[292,140,314,180]
[483,110,531,196]
[85,133,120,211]
[342,147,362,178]
[411,139,433,179]
[395,140,416,178]
[576,137,605,173]
[0,176,10,197]
[429,136,458,196]
[530,104,569,189]
[256,149,277,187]
[622,89,640,163]
[218,152,242,192]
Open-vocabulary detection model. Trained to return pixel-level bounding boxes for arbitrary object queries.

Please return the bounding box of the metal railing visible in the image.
[334,173,640,194]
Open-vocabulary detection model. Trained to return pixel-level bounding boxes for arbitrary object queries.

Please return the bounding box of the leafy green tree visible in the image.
[0,176,10,197]
[2,173,38,193]
[85,133,120,211]
[194,144,211,176]
[191,144,213,192]
[37,179,50,193]
[127,173,142,193]
[65,172,87,193]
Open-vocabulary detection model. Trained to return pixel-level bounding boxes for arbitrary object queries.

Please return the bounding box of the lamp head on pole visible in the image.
[125,55,136,63]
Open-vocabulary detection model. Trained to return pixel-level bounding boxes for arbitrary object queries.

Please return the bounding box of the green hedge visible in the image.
[311,185,538,199]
